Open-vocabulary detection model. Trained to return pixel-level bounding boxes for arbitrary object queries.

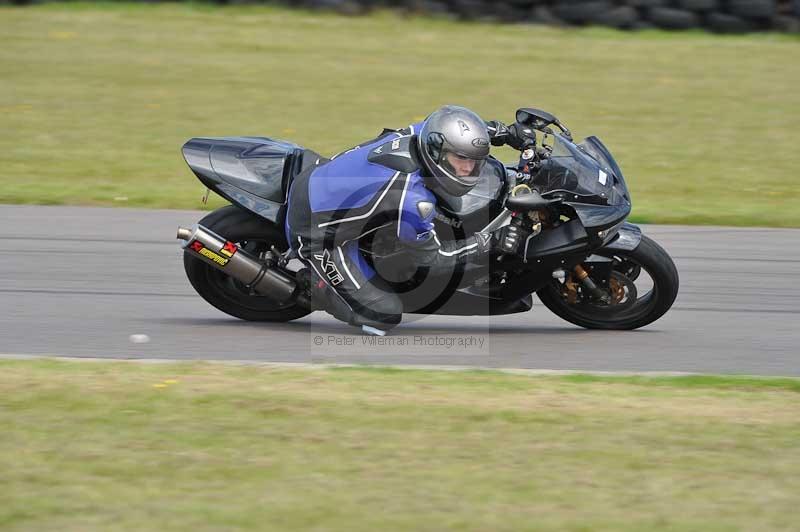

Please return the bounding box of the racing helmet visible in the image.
[417,105,490,197]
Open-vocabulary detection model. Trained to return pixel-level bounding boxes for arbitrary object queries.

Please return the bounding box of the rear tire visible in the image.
[537,235,679,330]
[183,205,311,322]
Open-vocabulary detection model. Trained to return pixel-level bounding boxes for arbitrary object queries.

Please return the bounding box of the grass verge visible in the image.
[1,3,799,226]
[2,359,799,531]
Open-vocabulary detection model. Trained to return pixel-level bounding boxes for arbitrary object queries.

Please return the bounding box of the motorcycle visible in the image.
[176,107,679,330]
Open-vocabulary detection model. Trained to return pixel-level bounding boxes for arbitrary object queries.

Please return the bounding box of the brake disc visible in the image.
[605,270,637,311]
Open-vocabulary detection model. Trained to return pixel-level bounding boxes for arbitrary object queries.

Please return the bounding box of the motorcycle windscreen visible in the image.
[578,136,629,201]
[533,134,629,206]
[533,134,631,229]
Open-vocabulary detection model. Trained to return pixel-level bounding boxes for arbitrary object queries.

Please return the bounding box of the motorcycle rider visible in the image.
[285,105,527,335]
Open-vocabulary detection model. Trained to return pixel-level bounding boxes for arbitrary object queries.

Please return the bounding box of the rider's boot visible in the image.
[295,268,401,335]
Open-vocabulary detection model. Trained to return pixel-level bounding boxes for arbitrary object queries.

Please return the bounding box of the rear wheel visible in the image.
[536,235,679,330]
[183,205,311,322]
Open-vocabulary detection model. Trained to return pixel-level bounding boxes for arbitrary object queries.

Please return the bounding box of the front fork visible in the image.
[572,265,612,304]
[561,223,643,305]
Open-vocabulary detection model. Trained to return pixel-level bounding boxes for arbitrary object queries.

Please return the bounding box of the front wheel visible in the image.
[183,205,311,322]
[536,235,679,330]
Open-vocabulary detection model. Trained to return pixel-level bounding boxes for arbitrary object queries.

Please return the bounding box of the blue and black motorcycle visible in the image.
[177,108,678,330]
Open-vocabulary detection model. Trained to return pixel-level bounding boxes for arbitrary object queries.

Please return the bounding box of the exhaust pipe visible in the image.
[177,224,297,302]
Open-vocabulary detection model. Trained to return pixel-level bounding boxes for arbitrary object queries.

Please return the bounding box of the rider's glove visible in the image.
[487,120,537,151]
[486,120,510,147]
[492,224,522,255]
[506,123,537,151]
[476,226,523,255]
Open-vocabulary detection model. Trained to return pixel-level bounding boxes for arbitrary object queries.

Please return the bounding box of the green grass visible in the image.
[1,2,799,226]
[2,359,800,531]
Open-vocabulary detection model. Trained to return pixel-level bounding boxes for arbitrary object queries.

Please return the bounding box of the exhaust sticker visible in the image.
[189,240,229,267]
[219,241,238,258]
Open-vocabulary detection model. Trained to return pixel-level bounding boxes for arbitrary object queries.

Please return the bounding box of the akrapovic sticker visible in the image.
[219,241,238,258]
[189,240,229,266]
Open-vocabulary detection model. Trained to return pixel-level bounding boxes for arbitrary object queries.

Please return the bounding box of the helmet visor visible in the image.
[439,151,486,186]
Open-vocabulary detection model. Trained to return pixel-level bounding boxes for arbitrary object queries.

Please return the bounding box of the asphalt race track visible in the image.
[2,205,798,376]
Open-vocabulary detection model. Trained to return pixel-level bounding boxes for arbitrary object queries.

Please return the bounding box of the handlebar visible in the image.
[506,191,561,212]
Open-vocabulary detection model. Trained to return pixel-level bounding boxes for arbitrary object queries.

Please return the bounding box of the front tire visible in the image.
[183,205,311,322]
[536,235,679,330]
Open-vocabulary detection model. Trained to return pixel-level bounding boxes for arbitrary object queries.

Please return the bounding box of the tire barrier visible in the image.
[296,0,798,33]
[399,0,796,33]
[3,1,798,33]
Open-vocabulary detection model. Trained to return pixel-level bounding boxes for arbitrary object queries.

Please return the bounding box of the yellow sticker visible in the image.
[198,247,229,266]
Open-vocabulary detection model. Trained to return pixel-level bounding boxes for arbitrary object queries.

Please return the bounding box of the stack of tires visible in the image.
[5,0,798,33]
[296,0,800,33]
